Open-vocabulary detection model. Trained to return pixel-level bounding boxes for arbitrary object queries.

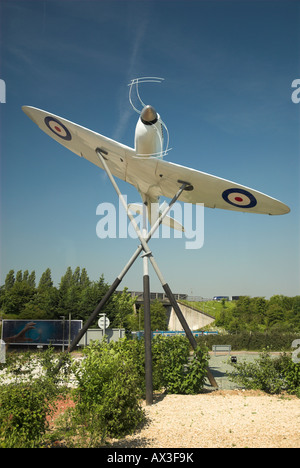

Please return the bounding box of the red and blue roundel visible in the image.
[222,188,257,208]
[44,116,72,141]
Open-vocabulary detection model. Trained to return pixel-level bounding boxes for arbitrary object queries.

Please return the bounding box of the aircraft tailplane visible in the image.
[128,202,184,232]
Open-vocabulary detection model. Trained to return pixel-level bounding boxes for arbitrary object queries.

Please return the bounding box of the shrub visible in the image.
[0,348,68,448]
[67,340,145,447]
[152,335,208,394]
[227,350,300,396]
[280,354,300,397]
[197,331,300,351]
[109,335,209,396]
[0,382,54,448]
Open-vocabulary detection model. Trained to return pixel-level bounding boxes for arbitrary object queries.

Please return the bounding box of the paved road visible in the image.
[205,352,263,391]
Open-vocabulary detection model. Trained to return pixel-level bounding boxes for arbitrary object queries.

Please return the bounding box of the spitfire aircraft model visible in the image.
[22,77,290,234]
[22,78,290,397]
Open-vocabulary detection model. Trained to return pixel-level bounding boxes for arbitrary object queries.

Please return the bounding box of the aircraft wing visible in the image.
[153,159,290,215]
[22,106,290,215]
[22,105,134,182]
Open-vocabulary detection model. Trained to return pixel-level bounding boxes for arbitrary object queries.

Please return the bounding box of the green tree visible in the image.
[266,304,285,328]
[4,270,15,290]
[134,300,168,331]
[0,282,35,316]
[31,286,59,319]
[23,270,29,284]
[28,271,36,288]
[253,297,267,318]
[59,266,73,291]
[38,268,53,290]
[111,288,136,328]
[72,266,81,285]
[289,296,300,330]
[80,268,90,288]
[15,270,23,283]
[227,316,242,334]
[19,303,46,320]
[150,300,168,330]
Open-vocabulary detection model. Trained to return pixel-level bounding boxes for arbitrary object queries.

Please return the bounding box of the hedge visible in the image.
[196,331,300,351]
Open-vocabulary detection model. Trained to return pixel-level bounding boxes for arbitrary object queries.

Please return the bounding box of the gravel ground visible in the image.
[107,353,300,448]
[108,391,299,448]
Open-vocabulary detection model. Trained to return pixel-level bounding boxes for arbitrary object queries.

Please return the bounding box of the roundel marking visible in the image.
[222,188,257,209]
[44,116,72,141]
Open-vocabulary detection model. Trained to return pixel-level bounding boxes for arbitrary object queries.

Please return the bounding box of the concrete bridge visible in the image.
[120,290,215,331]
[167,301,215,331]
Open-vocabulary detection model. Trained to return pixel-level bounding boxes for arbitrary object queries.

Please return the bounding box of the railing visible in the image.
[132,330,218,339]
[117,290,188,301]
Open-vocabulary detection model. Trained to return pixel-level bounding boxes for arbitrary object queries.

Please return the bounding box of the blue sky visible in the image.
[0,0,299,299]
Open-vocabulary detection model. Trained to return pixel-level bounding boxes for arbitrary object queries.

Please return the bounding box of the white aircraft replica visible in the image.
[22,77,290,234]
[23,78,290,395]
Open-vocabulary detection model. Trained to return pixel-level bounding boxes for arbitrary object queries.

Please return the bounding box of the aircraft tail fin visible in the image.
[128,203,184,232]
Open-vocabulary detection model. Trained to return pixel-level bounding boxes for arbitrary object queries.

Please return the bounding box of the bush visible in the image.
[197,331,300,351]
[0,382,54,448]
[56,336,209,446]
[66,340,145,447]
[152,335,208,394]
[110,335,209,396]
[0,348,68,448]
[280,354,300,397]
[227,350,300,396]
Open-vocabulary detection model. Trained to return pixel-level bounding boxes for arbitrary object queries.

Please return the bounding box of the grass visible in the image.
[180,300,236,318]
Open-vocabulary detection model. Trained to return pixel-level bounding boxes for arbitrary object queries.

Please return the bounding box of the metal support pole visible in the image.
[142,203,153,405]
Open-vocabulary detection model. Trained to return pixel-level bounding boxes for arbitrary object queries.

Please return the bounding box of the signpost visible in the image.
[98,314,110,338]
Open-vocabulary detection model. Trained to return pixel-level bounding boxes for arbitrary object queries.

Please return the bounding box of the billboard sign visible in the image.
[1,320,83,347]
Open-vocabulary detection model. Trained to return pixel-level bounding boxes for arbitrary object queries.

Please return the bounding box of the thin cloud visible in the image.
[112,18,149,143]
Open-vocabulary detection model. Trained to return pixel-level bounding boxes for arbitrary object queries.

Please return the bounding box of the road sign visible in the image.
[98,316,110,330]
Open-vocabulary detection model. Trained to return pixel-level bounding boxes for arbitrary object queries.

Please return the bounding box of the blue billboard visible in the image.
[1,319,83,346]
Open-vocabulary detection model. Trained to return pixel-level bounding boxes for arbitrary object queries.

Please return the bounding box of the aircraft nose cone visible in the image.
[141,105,158,125]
